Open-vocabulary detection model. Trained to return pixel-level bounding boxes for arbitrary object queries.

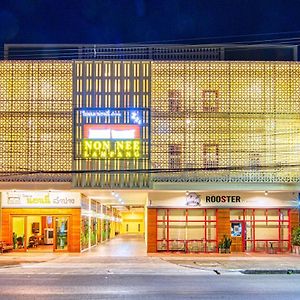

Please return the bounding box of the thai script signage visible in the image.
[81,110,122,118]
[1,191,81,208]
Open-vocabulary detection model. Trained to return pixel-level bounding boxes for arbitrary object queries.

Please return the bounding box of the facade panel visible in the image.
[151,61,300,184]
[73,61,151,189]
[0,61,73,182]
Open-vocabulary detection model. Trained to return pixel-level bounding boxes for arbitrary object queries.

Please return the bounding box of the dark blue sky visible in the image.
[1,0,300,45]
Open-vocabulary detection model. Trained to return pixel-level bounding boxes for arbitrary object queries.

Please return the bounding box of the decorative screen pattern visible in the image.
[73,61,150,189]
[151,62,300,183]
[0,61,73,182]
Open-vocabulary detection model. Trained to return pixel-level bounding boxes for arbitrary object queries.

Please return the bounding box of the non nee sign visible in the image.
[82,139,141,159]
[206,196,241,203]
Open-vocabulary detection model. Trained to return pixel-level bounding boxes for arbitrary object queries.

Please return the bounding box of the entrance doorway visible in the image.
[230,221,245,252]
[11,215,69,252]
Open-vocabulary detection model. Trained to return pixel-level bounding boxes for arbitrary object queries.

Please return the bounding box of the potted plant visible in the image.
[218,235,232,254]
[292,226,300,255]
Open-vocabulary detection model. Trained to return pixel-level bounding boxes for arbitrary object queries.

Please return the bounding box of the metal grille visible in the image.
[73,61,151,189]
[0,61,73,182]
[151,61,300,183]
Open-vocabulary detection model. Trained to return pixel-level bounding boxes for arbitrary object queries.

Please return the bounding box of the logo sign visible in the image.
[1,191,81,208]
[205,195,241,203]
[186,192,200,206]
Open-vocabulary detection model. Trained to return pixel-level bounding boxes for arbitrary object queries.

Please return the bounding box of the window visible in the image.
[169,144,181,169]
[203,144,219,168]
[202,90,219,112]
[168,90,181,112]
[249,153,261,170]
[156,208,217,252]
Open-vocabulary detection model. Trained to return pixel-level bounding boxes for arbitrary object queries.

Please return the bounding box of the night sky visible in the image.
[1,0,300,45]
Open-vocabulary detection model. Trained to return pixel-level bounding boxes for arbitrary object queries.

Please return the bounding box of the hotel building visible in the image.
[0,45,299,253]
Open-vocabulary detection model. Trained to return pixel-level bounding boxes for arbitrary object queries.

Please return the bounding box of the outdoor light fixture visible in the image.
[186,191,189,196]
[264,191,268,196]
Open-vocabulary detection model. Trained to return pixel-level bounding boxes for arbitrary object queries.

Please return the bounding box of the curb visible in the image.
[241,269,300,274]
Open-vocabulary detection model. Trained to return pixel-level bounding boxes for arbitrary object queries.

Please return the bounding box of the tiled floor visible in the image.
[87,233,147,257]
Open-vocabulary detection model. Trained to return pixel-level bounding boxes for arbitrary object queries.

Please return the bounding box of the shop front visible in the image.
[80,197,122,252]
[1,191,81,252]
[147,191,299,253]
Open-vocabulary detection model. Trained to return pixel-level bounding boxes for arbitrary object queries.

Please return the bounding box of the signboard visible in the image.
[82,124,141,159]
[1,191,81,208]
[149,191,298,208]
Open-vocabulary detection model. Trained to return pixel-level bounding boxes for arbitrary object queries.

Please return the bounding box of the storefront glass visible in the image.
[157,208,217,252]
[230,208,290,252]
[12,217,25,250]
[91,217,97,246]
[55,217,68,251]
[81,216,89,250]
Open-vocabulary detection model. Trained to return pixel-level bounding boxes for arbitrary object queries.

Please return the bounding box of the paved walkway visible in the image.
[1,234,300,274]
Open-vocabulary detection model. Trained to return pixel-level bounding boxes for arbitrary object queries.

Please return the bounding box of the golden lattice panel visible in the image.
[151,61,300,183]
[73,61,150,189]
[0,61,73,182]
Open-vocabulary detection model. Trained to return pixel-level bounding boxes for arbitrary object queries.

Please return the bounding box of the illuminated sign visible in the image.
[80,109,142,125]
[81,110,122,118]
[82,124,141,159]
[83,125,140,139]
[82,139,140,159]
[2,192,81,208]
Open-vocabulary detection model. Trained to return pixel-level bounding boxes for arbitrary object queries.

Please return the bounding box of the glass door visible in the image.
[231,221,245,252]
[12,216,26,251]
[55,217,69,251]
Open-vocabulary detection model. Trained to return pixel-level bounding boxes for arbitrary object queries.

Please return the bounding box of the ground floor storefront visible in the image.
[147,191,300,254]
[0,190,122,253]
[1,189,299,254]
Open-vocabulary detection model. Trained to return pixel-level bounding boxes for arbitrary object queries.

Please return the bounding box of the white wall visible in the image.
[148,191,298,208]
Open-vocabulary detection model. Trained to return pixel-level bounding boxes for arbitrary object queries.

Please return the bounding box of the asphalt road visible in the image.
[0,274,300,300]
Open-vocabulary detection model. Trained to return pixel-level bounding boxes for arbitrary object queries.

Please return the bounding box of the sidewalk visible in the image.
[156,253,300,273]
[0,251,299,274]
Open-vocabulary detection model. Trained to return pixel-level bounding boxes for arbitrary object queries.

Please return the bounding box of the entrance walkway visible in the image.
[88,234,147,257]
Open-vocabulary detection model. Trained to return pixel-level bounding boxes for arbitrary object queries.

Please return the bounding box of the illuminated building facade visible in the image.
[0,52,299,253]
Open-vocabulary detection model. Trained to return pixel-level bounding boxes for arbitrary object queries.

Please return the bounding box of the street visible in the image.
[0,273,300,300]
[1,235,300,300]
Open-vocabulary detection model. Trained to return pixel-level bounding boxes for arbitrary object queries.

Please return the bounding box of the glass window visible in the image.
[230,209,243,220]
[267,209,278,220]
[81,216,89,250]
[206,223,216,240]
[279,210,289,221]
[157,223,167,240]
[91,217,97,246]
[157,209,167,221]
[56,217,68,251]
[280,225,289,240]
[12,217,25,250]
[245,209,254,221]
[207,209,216,220]
[206,242,217,252]
[254,209,266,221]
[188,209,205,221]
[169,209,186,221]
[169,222,186,240]
[186,223,205,240]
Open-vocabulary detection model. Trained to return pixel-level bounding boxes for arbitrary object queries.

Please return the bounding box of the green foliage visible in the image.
[292,227,300,246]
[219,235,232,249]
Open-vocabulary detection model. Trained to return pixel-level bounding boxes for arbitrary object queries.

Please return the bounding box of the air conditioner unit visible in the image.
[44,228,54,245]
